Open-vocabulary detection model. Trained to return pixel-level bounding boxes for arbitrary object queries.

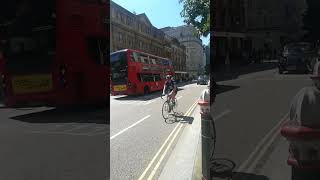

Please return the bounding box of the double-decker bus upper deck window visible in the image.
[140,55,148,64]
[150,57,156,64]
[110,52,127,83]
[132,52,139,62]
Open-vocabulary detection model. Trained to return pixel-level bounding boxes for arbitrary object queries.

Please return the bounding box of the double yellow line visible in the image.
[138,100,199,180]
[237,113,288,173]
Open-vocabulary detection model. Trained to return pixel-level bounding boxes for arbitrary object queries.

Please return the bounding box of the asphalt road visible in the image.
[110,82,207,180]
[0,105,108,180]
[210,66,312,179]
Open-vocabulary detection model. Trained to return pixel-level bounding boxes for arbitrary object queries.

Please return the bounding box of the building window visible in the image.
[111,8,115,18]
[119,32,123,43]
[120,14,124,23]
[128,37,132,47]
[285,4,289,17]
[126,15,129,25]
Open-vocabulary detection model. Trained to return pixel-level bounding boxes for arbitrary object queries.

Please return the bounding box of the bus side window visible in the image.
[155,74,161,81]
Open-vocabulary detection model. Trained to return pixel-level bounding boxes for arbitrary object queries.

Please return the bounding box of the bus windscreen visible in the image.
[110,52,127,84]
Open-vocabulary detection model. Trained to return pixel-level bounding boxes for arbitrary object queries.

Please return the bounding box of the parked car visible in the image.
[278,42,316,74]
[197,75,208,85]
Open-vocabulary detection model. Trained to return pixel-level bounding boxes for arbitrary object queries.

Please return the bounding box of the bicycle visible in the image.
[161,94,178,119]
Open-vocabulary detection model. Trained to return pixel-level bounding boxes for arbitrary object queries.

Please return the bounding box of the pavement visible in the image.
[157,62,312,180]
[158,106,201,180]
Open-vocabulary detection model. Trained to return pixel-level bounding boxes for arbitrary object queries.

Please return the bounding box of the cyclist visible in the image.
[162,75,177,104]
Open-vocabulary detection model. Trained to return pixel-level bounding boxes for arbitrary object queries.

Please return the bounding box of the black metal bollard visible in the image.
[199,88,215,180]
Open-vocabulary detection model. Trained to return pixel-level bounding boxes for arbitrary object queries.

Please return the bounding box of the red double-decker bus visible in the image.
[0,0,108,107]
[110,49,174,96]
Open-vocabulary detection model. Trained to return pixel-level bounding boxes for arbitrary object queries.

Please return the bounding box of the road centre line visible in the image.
[237,113,289,173]
[110,115,151,140]
[138,100,198,180]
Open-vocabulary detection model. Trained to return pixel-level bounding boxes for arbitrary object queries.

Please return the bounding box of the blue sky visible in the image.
[112,0,210,45]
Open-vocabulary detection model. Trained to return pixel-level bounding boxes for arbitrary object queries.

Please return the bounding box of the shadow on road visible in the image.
[10,105,107,124]
[213,62,277,82]
[164,112,194,124]
[215,84,240,95]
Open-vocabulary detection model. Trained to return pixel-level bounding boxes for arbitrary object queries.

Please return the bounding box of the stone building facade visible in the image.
[213,0,247,69]
[161,25,204,77]
[246,0,306,51]
[213,0,306,70]
[110,1,186,72]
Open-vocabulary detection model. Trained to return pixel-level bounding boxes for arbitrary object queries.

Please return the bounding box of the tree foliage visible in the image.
[303,0,320,41]
[179,0,210,37]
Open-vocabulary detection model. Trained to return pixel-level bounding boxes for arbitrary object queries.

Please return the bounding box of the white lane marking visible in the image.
[237,113,288,173]
[138,100,198,180]
[74,126,107,136]
[62,124,93,133]
[110,115,151,140]
[213,109,231,120]
[43,124,75,131]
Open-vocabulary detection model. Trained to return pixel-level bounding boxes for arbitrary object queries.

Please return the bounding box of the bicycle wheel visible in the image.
[172,99,178,113]
[162,101,171,119]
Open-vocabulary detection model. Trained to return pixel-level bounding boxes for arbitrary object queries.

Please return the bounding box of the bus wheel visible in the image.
[144,86,150,95]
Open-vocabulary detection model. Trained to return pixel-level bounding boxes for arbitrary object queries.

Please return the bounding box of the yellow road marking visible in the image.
[137,100,199,180]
